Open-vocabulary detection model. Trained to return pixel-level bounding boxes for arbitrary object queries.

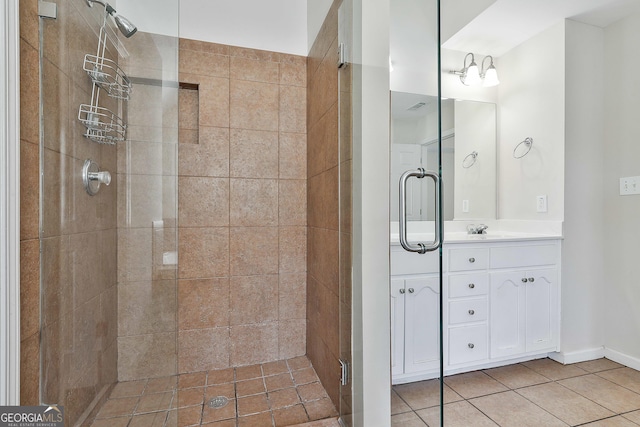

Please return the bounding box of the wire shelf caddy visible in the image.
[83,54,132,100]
[78,103,126,145]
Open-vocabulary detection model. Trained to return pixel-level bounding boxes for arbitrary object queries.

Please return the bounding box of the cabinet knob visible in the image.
[469,257,475,263]
[399,289,405,294]
[468,310,475,315]
[528,277,535,282]
[468,343,475,349]
[408,288,415,293]
[468,283,475,289]
[521,278,528,283]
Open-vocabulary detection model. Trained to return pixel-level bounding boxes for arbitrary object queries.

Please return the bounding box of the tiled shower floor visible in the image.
[90,356,338,427]
[392,357,640,426]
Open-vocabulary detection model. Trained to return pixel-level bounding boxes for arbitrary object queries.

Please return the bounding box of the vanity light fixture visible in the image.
[481,55,500,87]
[450,52,499,87]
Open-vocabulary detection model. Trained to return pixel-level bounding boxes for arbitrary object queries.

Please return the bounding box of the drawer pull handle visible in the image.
[528,277,535,282]
[399,289,405,294]
[468,283,475,289]
[468,310,475,315]
[469,257,475,263]
[521,278,528,283]
[408,288,415,293]
[468,343,475,349]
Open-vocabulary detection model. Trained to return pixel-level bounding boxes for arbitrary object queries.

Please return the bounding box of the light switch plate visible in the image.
[462,199,469,213]
[620,176,640,195]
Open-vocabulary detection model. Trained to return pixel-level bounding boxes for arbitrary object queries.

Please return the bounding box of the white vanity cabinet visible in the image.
[489,243,559,358]
[391,237,561,384]
[391,247,440,379]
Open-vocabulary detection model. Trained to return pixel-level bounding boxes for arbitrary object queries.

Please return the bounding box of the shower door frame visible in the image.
[0,0,21,405]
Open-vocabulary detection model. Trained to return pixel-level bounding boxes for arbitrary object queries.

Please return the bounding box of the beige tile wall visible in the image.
[19,0,40,406]
[176,39,308,372]
[28,0,121,424]
[117,32,180,382]
[307,0,342,409]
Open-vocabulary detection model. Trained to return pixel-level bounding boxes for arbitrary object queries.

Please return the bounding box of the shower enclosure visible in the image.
[37,0,344,425]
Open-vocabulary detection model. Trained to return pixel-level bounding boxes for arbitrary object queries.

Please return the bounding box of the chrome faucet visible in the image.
[467,224,489,235]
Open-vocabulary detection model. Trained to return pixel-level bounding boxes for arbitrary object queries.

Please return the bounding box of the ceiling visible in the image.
[443,0,640,56]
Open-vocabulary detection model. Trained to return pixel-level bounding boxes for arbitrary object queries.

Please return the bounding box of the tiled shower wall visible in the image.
[176,39,308,371]
[30,0,120,424]
[19,0,41,406]
[117,32,180,381]
[116,37,309,378]
[307,1,342,408]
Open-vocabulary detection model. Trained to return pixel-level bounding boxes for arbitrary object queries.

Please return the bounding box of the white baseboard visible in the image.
[604,348,640,372]
[548,347,605,364]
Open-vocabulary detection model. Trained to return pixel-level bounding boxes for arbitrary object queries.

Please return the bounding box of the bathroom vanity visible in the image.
[390,232,561,384]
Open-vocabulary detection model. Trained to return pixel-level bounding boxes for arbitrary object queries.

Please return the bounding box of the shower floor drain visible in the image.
[208,396,229,409]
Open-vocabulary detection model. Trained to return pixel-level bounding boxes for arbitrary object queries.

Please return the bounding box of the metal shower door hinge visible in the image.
[338,43,347,69]
[339,358,350,386]
[38,1,57,19]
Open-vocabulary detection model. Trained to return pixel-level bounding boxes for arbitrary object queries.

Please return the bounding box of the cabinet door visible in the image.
[391,278,406,377]
[490,271,526,358]
[404,276,441,373]
[525,268,558,352]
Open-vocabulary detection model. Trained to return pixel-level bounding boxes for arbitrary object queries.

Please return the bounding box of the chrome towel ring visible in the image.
[462,151,478,168]
[513,137,533,159]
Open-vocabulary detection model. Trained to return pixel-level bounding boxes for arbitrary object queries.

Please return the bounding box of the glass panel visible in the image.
[338,0,353,424]
[39,1,179,424]
[390,0,443,426]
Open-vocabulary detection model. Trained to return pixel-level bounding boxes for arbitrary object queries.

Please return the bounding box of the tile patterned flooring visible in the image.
[90,356,338,427]
[392,358,640,426]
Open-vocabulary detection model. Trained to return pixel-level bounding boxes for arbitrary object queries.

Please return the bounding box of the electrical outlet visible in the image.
[536,195,547,213]
[462,199,469,213]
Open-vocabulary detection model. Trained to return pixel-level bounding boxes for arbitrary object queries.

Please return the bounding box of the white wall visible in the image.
[178,0,307,56]
[602,12,640,363]
[497,22,565,221]
[116,0,179,37]
[561,19,605,358]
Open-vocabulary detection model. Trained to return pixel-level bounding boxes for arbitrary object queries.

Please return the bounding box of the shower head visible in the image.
[85,0,138,38]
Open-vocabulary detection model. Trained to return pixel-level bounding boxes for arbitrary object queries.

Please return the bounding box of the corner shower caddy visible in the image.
[77,13,131,144]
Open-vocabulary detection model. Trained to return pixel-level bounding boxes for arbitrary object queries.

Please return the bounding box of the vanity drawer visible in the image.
[448,325,488,365]
[449,273,488,298]
[449,298,487,325]
[449,248,489,272]
[489,244,558,269]
[391,246,439,275]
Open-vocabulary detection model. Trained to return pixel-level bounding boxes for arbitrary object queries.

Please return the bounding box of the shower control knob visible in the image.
[521,278,528,283]
[82,159,111,196]
[468,283,475,289]
[469,257,475,263]
[468,310,475,315]
[468,343,475,349]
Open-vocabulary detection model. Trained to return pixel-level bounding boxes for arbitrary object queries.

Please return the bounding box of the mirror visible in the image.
[390,92,497,221]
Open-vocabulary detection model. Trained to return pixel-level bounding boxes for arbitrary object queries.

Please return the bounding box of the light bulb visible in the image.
[483,65,500,87]
[464,63,481,86]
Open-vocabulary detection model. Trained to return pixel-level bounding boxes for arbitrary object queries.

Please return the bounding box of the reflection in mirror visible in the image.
[390,91,497,221]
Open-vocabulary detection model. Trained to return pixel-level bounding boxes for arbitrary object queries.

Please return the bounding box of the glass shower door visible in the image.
[390,0,445,426]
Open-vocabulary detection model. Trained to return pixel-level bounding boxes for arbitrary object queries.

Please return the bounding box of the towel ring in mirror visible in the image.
[513,137,533,159]
[462,151,478,168]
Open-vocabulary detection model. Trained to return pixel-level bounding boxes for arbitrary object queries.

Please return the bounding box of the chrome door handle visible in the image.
[468,310,475,315]
[521,278,528,283]
[528,277,535,282]
[399,289,405,294]
[408,288,415,293]
[399,168,441,253]
[468,343,475,349]
[468,283,475,289]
